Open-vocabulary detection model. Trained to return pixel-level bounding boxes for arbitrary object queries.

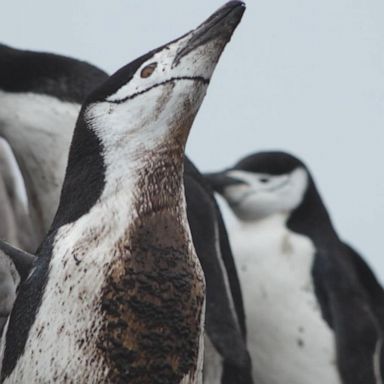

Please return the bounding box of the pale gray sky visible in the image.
[1,1,384,278]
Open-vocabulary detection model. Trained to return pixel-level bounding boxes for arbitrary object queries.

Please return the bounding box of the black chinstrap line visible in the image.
[106,76,210,105]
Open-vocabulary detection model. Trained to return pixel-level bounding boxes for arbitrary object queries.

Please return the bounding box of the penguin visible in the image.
[205,151,384,384]
[0,2,245,383]
[0,14,252,384]
[0,42,108,240]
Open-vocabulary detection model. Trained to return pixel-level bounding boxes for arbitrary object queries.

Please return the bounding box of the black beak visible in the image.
[174,1,246,66]
[205,171,246,194]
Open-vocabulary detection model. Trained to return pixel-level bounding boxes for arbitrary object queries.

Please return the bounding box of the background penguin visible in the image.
[206,151,384,384]
[0,2,245,382]
[0,24,252,384]
[0,42,108,240]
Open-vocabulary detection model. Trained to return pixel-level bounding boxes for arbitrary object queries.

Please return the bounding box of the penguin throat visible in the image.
[133,146,185,217]
[95,159,204,383]
[96,201,204,380]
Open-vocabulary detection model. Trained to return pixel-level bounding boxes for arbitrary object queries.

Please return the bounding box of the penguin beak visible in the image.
[205,171,247,194]
[173,1,245,67]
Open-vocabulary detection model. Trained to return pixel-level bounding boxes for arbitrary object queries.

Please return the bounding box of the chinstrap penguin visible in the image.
[0,42,108,241]
[206,151,384,384]
[0,13,252,384]
[0,2,245,383]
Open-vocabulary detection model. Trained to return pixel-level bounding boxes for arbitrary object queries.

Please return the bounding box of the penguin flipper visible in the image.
[0,239,36,282]
[313,247,382,384]
[343,243,384,381]
[184,159,253,383]
[344,243,384,322]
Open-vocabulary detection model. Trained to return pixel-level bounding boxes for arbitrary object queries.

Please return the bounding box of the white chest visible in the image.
[1,191,205,384]
[231,216,341,384]
[1,199,132,383]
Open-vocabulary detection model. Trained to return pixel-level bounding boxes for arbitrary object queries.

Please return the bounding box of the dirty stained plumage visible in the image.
[0,2,245,383]
[0,36,252,384]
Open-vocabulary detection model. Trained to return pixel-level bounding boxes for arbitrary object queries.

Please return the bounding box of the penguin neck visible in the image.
[51,114,186,232]
[287,180,339,248]
[46,120,202,383]
[238,212,289,232]
[132,147,186,217]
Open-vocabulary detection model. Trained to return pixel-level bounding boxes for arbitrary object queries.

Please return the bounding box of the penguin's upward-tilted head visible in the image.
[53,0,245,229]
[0,2,245,384]
[206,151,310,222]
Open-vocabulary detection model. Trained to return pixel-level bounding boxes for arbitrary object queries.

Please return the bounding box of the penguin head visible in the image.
[82,1,245,160]
[206,152,310,221]
[53,2,245,228]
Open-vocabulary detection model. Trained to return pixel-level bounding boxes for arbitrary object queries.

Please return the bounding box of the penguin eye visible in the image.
[259,177,269,183]
[140,62,157,78]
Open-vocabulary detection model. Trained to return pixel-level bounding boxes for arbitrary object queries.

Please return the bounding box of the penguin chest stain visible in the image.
[98,211,205,384]
[232,219,341,384]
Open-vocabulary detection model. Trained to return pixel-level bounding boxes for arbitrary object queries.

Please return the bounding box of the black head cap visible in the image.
[0,43,108,103]
[234,151,307,175]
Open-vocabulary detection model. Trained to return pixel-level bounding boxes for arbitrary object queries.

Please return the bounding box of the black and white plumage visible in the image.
[0,9,252,384]
[0,159,254,383]
[206,151,384,384]
[184,159,252,384]
[0,41,109,338]
[0,42,107,240]
[0,158,253,383]
[0,2,245,383]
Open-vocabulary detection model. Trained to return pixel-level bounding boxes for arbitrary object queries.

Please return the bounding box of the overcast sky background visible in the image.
[1,1,384,279]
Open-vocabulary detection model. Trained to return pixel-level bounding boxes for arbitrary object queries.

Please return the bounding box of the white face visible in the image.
[85,25,234,166]
[222,167,309,221]
[105,34,219,104]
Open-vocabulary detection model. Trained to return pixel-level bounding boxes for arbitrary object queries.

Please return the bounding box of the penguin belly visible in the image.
[231,216,341,384]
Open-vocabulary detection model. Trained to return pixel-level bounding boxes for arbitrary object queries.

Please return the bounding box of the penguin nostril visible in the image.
[259,178,269,183]
[140,62,157,78]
